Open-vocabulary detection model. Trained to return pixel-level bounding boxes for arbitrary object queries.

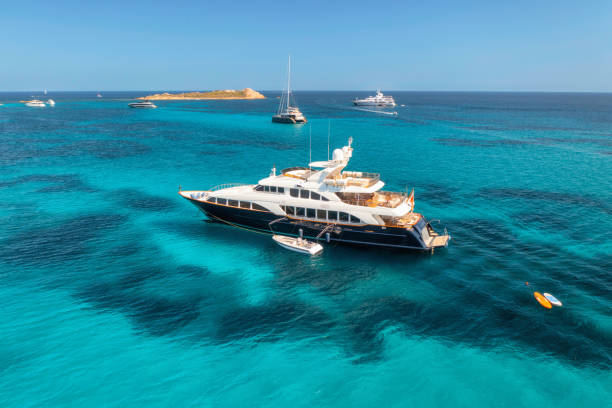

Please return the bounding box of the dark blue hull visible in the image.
[187,198,429,251]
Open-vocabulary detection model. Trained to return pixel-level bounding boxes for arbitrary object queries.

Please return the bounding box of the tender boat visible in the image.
[353,90,396,107]
[272,55,307,124]
[273,235,323,255]
[179,138,450,252]
[47,99,55,106]
[128,100,157,109]
[25,100,46,107]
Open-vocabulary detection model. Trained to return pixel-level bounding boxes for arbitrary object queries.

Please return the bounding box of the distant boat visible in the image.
[43,89,47,96]
[272,55,307,124]
[47,99,55,106]
[25,100,46,107]
[353,90,396,107]
[128,100,157,109]
[97,92,102,98]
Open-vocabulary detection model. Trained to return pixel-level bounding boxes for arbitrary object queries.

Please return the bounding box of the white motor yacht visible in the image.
[47,99,56,106]
[128,100,157,109]
[179,138,450,252]
[353,90,396,107]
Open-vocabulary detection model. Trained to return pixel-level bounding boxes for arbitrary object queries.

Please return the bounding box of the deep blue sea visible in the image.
[0,91,610,407]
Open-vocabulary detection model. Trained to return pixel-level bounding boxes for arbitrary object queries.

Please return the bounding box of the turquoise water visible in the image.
[0,91,610,407]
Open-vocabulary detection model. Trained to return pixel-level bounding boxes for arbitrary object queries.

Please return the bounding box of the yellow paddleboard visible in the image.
[534,292,552,309]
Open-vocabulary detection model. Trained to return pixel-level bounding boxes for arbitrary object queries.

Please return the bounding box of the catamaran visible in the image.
[179,138,450,252]
[272,55,307,124]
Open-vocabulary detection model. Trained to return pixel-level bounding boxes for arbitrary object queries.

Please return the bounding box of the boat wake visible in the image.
[353,107,398,116]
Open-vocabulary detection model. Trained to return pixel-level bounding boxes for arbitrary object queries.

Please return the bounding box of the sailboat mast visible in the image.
[287,55,291,110]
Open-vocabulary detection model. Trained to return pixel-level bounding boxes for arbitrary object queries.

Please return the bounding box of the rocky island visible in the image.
[137,88,265,100]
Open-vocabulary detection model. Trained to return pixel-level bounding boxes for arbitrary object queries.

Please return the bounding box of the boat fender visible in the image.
[299,228,303,239]
[325,232,330,243]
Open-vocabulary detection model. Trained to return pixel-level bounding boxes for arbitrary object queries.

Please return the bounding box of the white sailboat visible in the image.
[272,55,307,124]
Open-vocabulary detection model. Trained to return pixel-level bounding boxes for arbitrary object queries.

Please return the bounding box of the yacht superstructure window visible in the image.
[296,207,305,216]
[207,197,217,203]
[270,186,277,193]
[284,206,295,215]
[350,214,361,223]
[317,209,326,219]
[240,201,250,209]
[251,203,269,211]
[263,186,270,192]
[290,188,299,197]
[339,212,349,222]
[311,192,321,200]
[228,200,238,207]
[321,195,329,201]
[278,187,285,194]
[328,211,338,221]
[300,190,309,199]
[307,208,316,218]
[254,185,264,191]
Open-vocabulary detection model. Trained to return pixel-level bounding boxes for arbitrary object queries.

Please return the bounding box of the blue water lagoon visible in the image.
[0,91,610,407]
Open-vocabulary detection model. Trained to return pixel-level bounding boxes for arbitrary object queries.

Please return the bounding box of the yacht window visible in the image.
[254,185,264,191]
[339,212,349,222]
[307,208,316,218]
[290,188,299,197]
[240,201,250,209]
[311,191,321,200]
[321,195,330,201]
[350,214,361,223]
[218,198,227,205]
[278,187,285,194]
[270,186,277,193]
[207,197,217,203]
[264,185,270,192]
[296,207,305,217]
[328,211,338,221]
[252,203,269,211]
[317,209,326,219]
[300,190,309,199]
[228,200,238,207]
[285,206,295,215]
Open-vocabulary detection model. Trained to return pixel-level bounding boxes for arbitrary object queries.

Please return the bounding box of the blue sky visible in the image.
[1,0,611,91]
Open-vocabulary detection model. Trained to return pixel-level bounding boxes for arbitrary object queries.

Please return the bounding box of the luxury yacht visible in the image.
[353,90,396,107]
[179,138,450,251]
[128,100,157,108]
[272,55,307,124]
[24,100,46,107]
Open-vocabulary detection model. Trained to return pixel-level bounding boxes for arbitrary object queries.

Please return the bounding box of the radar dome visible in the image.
[332,148,344,161]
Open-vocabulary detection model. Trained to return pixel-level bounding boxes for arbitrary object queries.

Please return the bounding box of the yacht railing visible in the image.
[209,183,249,191]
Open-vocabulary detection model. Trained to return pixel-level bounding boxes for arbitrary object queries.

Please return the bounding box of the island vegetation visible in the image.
[138,88,265,100]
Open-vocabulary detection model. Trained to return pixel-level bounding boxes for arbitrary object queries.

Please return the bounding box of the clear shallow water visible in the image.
[0,91,610,407]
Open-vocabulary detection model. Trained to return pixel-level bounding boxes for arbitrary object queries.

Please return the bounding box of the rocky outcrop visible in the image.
[138,88,265,100]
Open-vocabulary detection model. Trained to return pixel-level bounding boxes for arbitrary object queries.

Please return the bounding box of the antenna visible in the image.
[287,54,291,110]
[327,120,331,160]
[309,123,312,171]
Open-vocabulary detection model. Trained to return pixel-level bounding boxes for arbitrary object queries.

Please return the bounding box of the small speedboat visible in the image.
[47,99,55,106]
[25,100,46,107]
[128,100,157,109]
[272,235,323,255]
